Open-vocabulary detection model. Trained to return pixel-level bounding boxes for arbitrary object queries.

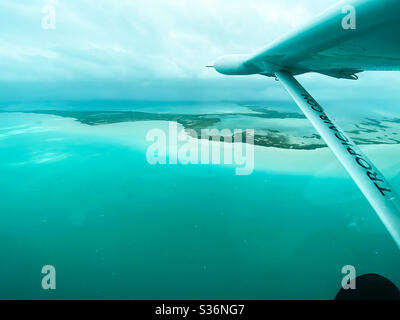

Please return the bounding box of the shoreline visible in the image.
[2,108,400,151]
[1,112,400,179]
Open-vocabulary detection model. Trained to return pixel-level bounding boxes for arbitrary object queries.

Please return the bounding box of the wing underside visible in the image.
[245,0,400,79]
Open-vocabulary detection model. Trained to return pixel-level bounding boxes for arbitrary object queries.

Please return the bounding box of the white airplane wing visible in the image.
[215,0,400,79]
[249,0,400,79]
[214,0,400,248]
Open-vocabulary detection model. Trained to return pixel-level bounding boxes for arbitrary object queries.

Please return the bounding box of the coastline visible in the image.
[1,111,400,179]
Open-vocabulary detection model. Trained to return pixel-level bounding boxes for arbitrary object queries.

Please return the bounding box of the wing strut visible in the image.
[275,70,400,249]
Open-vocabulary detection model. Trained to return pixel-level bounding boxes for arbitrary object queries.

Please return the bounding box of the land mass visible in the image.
[2,106,400,150]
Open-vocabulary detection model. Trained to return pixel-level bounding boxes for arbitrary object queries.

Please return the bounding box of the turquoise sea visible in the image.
[0,103,400,300]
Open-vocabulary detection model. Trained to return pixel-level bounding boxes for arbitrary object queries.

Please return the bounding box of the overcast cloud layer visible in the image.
[1,0,400,107]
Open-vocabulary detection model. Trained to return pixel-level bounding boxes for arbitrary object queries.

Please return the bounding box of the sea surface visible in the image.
[0,102,400,300]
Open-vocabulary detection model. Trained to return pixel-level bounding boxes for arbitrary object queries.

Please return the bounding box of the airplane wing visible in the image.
[213,0,400,249]
[216,0,400,79]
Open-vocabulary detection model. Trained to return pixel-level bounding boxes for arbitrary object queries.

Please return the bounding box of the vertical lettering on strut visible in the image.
[300,92,392,197]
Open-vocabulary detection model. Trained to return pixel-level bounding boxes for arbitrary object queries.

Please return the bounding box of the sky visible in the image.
[1,0,400,108]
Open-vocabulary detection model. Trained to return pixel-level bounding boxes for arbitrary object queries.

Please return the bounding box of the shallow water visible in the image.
[0,111,399,299]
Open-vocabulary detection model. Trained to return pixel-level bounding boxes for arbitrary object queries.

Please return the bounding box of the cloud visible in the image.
[1,0,400,106]
[0,0,333,80]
